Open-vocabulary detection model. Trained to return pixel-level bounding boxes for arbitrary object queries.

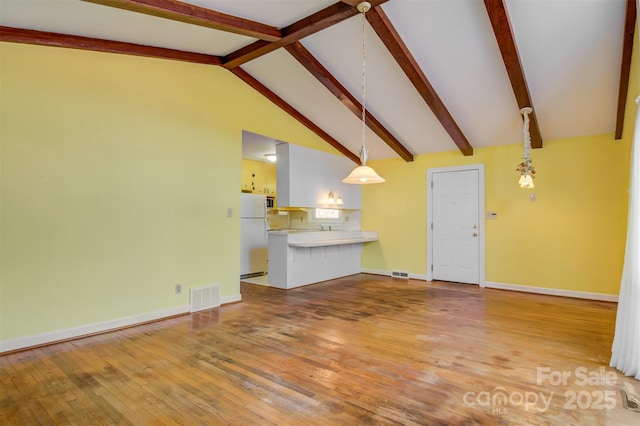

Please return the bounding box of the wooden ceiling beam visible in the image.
[285,42,413,162]
[223,2,354,69]
[367,6,473,156]
[0,26,222,65]
[82,0,282,41]
[484,0,543,149]
[230,67,361,164]
[615,0,637,140]
[223,1,389,69]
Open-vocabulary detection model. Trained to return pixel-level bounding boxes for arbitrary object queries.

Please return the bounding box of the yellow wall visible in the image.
[241,159,277,195]
[0,42,333,341]
[362,136,627,294]
[362,27,639,296]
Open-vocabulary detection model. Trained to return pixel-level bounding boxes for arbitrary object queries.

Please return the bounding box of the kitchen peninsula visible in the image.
[268,230,378,289]
[268,142,377,289]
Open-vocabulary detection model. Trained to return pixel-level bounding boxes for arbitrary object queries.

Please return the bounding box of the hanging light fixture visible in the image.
[343,2,385,185]
[516,107,536,188]
[327,189,336,204]
[327,189,345,205]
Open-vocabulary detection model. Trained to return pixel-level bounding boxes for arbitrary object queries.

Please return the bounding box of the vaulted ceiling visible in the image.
[0,0,636,164]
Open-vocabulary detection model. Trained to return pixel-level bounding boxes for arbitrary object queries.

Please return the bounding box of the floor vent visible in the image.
[190,285,220,313]
[391,271,410,279]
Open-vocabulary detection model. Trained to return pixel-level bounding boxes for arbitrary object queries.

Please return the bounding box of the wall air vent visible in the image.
[391,271,410,279]
[190,284,220,313]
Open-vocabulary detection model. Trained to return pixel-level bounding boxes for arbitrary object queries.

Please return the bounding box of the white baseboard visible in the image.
[361,268,390,276]
[0,293,242,354]
[0,305,188,353]
[483,281,618,302]
[409,272,429,281]
[221,293,242,304]
[362,269,618,302]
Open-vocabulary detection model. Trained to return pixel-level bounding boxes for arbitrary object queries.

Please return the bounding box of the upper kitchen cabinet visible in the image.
[241,158,277,195]
[276,143,361,209]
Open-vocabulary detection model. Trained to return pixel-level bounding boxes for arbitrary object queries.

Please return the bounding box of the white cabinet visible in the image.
[276,143,361,209]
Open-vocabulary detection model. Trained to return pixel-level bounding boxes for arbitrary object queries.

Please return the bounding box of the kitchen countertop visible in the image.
[287,236,378,247]
[268,229,320,233]
[268,230,378,247]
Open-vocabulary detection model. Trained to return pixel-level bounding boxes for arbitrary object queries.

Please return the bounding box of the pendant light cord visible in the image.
[342,2,384,184]
[521,107,532,159]
[360,4,368,165]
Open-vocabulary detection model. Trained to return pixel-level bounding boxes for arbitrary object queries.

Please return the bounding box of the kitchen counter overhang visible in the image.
[267,230,378,289]
[268,230,378,246]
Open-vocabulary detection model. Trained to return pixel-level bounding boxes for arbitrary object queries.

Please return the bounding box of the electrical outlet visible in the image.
[175,284,182,295]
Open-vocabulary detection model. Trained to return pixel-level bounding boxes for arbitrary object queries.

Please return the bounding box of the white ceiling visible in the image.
[0,0,629,162]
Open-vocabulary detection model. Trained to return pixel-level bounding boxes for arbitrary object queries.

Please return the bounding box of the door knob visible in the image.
[472,232,478,237]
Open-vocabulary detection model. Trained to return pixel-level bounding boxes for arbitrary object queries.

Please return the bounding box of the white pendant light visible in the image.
[343,2,385,185]
[516,107,536,188]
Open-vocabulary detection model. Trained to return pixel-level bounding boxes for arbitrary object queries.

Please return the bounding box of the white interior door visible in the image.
[430,168,481,284]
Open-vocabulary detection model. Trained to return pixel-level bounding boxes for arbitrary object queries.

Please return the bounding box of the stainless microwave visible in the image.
[266,196,275,209]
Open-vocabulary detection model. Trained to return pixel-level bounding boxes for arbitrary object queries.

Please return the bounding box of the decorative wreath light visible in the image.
[516,107,536,188]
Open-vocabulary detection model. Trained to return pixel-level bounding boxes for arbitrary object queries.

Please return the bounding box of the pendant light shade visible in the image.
[518,173,534,189]
[343,165,385,184]
[343,2,385,185]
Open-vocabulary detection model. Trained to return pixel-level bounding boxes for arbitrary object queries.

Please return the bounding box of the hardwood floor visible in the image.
[1,274,639,425]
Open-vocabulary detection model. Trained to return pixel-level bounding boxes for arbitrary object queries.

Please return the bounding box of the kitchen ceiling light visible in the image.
[343,2,385,185]
[516,107,535,188]
[264,153,277,162]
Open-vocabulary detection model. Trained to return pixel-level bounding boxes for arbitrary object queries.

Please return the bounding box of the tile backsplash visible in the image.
[268,209,361,231]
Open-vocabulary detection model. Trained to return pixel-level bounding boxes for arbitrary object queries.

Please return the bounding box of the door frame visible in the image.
[426,164,485,286]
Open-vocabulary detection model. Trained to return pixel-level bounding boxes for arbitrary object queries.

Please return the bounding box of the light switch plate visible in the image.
[227,208,233,217]
[530,193,536,202]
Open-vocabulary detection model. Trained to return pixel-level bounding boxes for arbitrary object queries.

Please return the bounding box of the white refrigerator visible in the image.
[240,193,268,278]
